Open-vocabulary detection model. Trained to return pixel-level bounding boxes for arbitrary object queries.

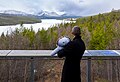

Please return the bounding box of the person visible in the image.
[58,26,86,82]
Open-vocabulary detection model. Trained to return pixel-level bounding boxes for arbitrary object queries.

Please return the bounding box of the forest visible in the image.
[0,10,120,50]
[0,14,41,26]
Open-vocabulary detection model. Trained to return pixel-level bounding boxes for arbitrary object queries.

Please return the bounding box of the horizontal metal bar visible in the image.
[0,57,120,60]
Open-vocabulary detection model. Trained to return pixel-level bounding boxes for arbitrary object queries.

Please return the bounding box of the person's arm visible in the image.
[57,41,75,58]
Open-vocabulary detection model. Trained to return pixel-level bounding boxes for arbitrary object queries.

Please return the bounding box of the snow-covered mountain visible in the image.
[0,10,29,16]
[0,10,60,17]
[34,10,60,17]
[0,10,81,18]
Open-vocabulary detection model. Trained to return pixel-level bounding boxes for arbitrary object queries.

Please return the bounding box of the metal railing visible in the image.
[0,50,120,82]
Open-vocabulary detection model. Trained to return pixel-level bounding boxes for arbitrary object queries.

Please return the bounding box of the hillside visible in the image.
[75,10,120,49]
[0,14,41,26]
[0,10,120,49]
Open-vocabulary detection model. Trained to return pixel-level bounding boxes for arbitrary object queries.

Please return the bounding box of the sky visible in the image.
[0,0,120,16]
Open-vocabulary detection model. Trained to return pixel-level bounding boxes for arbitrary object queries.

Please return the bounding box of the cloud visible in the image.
[0,0,29,12]
[80,0,120,15]
[0,0,120,16]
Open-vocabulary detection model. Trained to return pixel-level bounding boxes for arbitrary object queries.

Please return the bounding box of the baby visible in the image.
[51,37,71,56]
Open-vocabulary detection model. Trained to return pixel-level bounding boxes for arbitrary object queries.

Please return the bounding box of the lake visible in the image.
[0,19,75,35]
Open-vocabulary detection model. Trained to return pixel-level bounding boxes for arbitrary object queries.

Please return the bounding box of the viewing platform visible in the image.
[0,50,120,82]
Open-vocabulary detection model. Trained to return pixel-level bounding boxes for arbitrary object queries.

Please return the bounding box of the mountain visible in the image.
[0,10,82,19]
[61,13,81,18]
[61,13,75,16]
[0,10,30,16]
[35,11,82,19]
[35,10,59,17]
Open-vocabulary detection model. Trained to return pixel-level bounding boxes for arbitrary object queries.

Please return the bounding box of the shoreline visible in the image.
[0,21,42,26]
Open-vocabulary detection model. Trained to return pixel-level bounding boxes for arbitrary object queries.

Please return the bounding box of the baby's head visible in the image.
[57,37,71,47]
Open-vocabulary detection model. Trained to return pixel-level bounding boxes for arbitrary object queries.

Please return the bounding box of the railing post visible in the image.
[30,57,34,82]
[87,57,91,82]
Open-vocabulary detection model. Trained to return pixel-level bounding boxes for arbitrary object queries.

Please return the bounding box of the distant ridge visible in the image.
[0,13,41,26]
[0,10,82,19]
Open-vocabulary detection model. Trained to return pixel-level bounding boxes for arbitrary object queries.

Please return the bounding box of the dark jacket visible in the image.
[58,35,85,82]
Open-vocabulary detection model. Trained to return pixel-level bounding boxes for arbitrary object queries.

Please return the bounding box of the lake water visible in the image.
[0,19,75,35]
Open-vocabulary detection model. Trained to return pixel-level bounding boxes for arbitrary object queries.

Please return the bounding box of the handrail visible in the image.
[0,50,120,82]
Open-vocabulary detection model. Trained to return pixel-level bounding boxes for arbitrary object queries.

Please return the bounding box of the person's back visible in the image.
[58,26,85,82]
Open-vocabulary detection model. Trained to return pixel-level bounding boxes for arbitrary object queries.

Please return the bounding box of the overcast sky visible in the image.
[0,0,120,16]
